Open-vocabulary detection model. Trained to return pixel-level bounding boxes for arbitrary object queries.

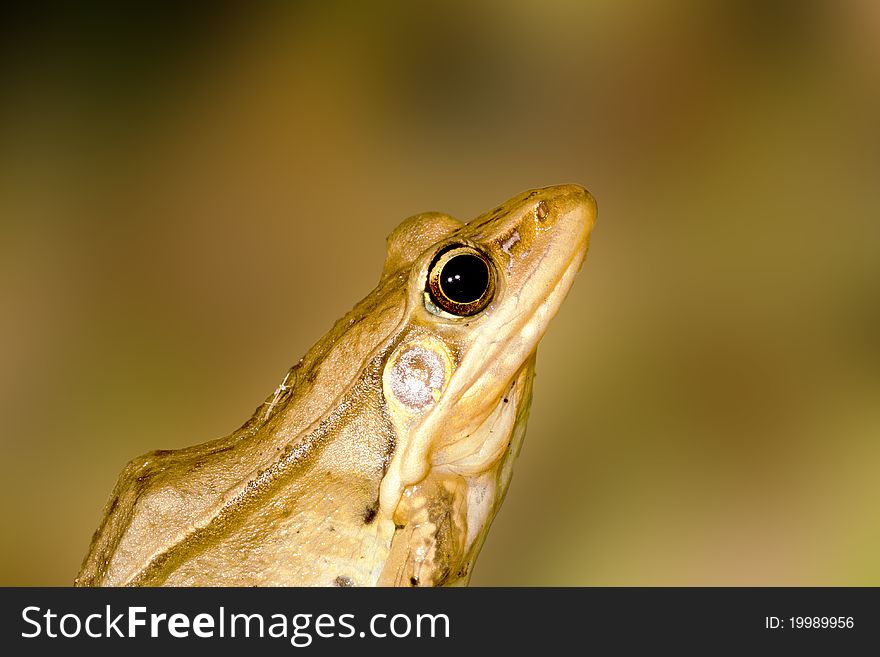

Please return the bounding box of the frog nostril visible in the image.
[535,200,550,221]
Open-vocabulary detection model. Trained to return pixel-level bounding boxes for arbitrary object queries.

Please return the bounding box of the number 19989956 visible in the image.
[790,617,853,629]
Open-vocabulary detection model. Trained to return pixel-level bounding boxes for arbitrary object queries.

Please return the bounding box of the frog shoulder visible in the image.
[75,444,232,585]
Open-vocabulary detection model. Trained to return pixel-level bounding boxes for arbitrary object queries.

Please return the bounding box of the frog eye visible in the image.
[426,245,495,317]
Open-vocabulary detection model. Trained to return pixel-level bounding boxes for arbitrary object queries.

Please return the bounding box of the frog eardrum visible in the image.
[76,184,597,587]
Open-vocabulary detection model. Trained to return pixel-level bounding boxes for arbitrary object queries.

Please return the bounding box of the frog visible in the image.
[75,184,597,587]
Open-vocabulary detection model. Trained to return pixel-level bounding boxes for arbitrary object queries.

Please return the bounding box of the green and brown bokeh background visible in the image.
[2,2,878,585]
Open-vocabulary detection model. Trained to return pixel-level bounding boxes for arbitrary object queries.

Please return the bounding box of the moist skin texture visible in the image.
[75,184,597,587]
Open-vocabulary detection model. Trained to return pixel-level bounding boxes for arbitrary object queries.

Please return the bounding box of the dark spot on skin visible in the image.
[363,500,379,524]
[206,444,235,456]
[395,523,406,530]
[334,576,355,587]
[329,527,335,532]
[154,450,172,457]
[503,397,509,403]
[410,576,419,586]
[380,434,396,473]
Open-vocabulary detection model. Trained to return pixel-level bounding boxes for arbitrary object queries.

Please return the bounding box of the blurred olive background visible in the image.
[1,1,878,586]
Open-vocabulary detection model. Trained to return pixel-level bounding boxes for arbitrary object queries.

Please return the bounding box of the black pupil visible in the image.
[439,254,489,304]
